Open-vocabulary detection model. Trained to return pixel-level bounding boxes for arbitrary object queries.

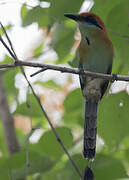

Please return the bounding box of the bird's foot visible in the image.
[111,73,118,82]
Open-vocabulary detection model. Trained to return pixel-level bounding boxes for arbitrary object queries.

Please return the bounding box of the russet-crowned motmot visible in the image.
[64,12,114,160]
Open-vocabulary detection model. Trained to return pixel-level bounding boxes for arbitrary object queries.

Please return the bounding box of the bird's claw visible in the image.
[79,68,84,74]
[111,73,118,82]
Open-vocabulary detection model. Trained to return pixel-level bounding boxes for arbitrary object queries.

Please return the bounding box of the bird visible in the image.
[64,12,114,160]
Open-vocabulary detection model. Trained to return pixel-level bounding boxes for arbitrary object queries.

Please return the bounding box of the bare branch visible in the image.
[0,60,129,82]
[30,67,48,77]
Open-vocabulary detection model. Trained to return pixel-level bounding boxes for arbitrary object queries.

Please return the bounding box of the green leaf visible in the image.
[64,89,82,113]
[68,52,78,68]
[63,89,84,127]
[42,153,85,180]
[0,24,11,36]
[44,0,84,21]
[34,127,73,158]
[92,0,123,22]
[62,154,85,180]
[0,151,54,179]
[33,42,43,58]
[106,0,129,65]
[94,154,128,180]
[7,151,54,179]
[0,55,12,65]
[0,172,9,180]
[0,157,10,180]
[14,94,43,118]
[35,80,61,89]
[98,91,129,147]
[22,6,51,27]
[52,23,75,61]
[3,69,18,95]
[21,3,28,20]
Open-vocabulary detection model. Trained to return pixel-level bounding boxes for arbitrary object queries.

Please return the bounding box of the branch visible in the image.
[0,60,129,81]
[18,61,129,82]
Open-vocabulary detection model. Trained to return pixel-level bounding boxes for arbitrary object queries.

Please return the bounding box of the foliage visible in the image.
[0,0,129,180]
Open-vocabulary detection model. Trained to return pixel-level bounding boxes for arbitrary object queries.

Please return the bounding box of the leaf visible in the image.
[7,151,54,179]
[21,3,28,20]
[22,6,51,27]
[98,91,129,147]
[68,52,78,68]
[62,154,85,180]
[58,154,127,180]
[35,80,61,89]
[42,153,85,180]
[63,89,84,127]
[94,154,128,180]
[92,0,123,22]
[3,69,18,95]
[33,42,43,58]
[0,157,10,180]
[52,23,75,61]
[64,89,82,113]
[106,0,129,65]
[33,127,73,158]
[0,151,54,179]
[0,55,12,65]
[14,94,43,118]
[0,24,11,36]
[43,0,84,21]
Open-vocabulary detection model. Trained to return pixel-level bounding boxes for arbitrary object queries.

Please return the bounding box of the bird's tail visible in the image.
[83,99,98,160]
[83,166,94,180]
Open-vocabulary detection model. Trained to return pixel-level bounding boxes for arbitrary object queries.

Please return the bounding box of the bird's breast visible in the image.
[78,35,113,74]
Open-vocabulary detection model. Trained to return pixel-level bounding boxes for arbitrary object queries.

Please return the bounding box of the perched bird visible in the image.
[64,12,114,160]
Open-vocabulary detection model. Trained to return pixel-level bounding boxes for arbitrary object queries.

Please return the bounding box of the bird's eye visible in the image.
[85,21,102,30]
[85,22,93,26]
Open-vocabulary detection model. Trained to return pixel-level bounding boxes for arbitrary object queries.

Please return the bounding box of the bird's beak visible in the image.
[64,14,79,21]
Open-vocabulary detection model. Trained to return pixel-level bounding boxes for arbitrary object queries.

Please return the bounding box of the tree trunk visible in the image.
[0,72,19,154]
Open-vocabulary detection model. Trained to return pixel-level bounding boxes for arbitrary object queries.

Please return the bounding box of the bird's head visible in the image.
[64,12,106,38]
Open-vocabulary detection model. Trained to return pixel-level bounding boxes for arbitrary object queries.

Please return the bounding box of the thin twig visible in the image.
[0,22,83,179]
[30,67,48,77]
[0,22,17,57]
[108,28,129,39]
[25,87,32,178]
[25,140,29,178]
[0,35,16,59]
